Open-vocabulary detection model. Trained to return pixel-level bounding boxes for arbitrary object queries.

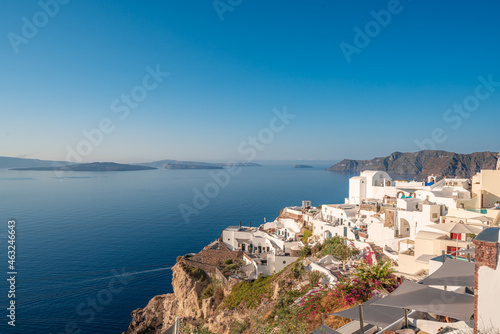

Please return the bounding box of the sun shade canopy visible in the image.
[309,324,341,334]
[430,222,482,234]
[372,281,474,322]
[421,259,474,287]
[470,216,493,223]
[330,296,404,328]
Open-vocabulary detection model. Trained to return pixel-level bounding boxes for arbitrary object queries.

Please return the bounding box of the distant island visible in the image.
[294,164,313,169]
[0,156,262,170]
[0,156,72,169]
[327,150,499,178]
[11,162,156,172]
[138,160,262,169]
[164,163,222,170]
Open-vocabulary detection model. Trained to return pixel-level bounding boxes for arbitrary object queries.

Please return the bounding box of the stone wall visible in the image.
[474,240,498,270]
[360,204,379,213]
[384,209,395,228]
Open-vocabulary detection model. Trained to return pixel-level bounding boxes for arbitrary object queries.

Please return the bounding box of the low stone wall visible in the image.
[360,204,379,213]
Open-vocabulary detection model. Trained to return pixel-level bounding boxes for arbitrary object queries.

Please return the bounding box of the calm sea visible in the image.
[0,162,350,333]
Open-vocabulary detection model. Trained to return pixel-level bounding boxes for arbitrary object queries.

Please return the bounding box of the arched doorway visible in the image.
[399,218,411,238]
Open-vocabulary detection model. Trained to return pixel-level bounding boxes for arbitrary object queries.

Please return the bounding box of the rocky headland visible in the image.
[327,150,498,178]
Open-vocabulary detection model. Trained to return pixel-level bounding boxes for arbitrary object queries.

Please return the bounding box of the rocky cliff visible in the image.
[123,262,254,334]
[124,263,208,334]
[327,150,498,178]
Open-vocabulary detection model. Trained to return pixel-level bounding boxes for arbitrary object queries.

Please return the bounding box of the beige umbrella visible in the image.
[431,221,482,234]
[471,216,494,226]
[431,222,481,255]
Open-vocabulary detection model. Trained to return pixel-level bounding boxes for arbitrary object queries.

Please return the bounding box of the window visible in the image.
[283,261,286,264]
[432,213,438,219]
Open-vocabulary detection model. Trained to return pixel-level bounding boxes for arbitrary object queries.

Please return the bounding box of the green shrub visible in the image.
[302,230,312,243]
[230,318,250,334]
[224,258,233,265]
[253,306,308,334]
[290,261,304,278]
[299,244,311,257]
[308,271,325,289]
[200,284,215,300]
[222,275,273,309]
[226,264,238,271]
[179,259,207,282]
[275,289,303,318]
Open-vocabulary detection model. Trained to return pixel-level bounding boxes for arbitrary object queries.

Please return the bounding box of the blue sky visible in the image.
[1,0,500,163]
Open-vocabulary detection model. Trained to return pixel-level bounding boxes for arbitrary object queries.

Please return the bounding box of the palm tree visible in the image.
[354,260,395,289]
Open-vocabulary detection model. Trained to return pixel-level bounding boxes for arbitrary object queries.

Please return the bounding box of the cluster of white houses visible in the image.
[217,166,500,333]
[220,167,500,283]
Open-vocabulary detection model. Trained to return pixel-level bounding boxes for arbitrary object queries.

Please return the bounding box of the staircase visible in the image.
[367,242,393,263]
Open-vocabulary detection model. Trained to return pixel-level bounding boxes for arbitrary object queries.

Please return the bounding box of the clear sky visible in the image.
[2,0,500,163]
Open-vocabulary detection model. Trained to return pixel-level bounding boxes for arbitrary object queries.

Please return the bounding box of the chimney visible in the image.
[473,227,499,334]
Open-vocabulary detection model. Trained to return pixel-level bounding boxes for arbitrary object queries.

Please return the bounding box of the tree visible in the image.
[320,236,343,257]
[332,243,359,271]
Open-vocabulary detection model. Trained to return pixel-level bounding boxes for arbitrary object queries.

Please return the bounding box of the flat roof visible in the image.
[475,227,499,243]
[416,231,446,240]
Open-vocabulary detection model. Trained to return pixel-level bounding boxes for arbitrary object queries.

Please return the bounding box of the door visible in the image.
[447,246,457,256]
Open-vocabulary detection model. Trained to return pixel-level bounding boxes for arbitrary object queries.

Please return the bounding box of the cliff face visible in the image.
[124,263,209,334]
[327,150,498,178]
[123,263,250,334]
